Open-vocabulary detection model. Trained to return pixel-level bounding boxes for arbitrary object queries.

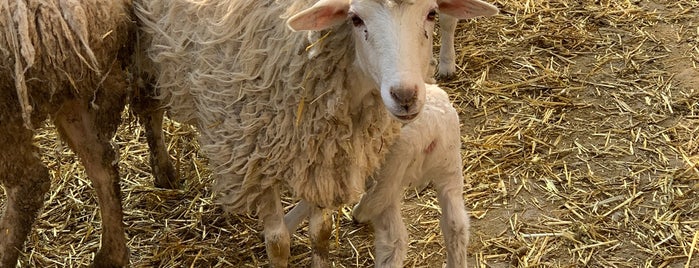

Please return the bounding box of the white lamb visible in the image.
[135,0,497,266]
[285,84,468,267]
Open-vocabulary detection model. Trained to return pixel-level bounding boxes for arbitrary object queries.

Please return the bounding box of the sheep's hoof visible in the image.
[153,164,180,189]
[435,71,456,82]
[90,248,129,268]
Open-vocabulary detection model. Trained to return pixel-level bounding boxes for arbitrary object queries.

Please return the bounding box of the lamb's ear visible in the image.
[438,0,499,20]
[287,0,350,32]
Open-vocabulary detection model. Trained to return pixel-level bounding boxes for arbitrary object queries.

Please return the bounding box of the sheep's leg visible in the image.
[131,88,178,189]
[437,14,458,79]
[283,201,333,266]
[54,100,129,267]
[371,203,408,268]
[433,171,470,268]
[284,200,311,233]
[308,206,332,268]
[259,185,290,268]
[0,131,51,267]
[139,108,177,189]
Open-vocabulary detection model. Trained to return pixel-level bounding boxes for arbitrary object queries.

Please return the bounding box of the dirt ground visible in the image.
[2,0,699,267]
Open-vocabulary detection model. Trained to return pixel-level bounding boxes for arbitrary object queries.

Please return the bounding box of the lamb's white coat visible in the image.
[286,84,470,267]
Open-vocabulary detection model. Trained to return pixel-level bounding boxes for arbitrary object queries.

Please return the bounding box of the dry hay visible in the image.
[2,0,699,267]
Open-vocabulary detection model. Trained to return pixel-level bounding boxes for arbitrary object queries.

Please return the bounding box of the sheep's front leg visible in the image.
[0,130,51,267]
[433,171,470,268]
[309,206,332,268]
[437,14,458,79]
[258,185,290,268]
[131,87,178,189]
[54,100,129,267]
[372,203,408,268]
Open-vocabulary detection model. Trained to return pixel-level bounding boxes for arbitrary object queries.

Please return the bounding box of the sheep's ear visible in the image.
[287,0,350,32]
[438,0,499,20]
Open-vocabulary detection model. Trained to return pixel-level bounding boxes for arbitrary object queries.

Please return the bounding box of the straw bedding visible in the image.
[1,0,698,267]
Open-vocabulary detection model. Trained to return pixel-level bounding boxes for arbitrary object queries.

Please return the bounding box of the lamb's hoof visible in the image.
[351,203,370,224]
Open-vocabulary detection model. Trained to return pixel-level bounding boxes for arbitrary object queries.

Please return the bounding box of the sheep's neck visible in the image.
[343,68,377,113]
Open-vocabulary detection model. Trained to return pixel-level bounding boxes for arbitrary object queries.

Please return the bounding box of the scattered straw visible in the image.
[1,0,699,267]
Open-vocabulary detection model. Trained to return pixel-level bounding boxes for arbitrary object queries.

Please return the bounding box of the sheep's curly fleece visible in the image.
[137,0,401,213]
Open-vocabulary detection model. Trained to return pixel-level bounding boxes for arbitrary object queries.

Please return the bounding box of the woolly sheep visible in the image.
[438,15,460,78]
[0,0,175,267]
[135,0,497,266]
[285,84,469,267]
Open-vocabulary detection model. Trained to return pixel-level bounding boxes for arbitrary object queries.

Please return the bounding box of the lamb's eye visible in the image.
[427,10,437,21]
[351,14,364,27]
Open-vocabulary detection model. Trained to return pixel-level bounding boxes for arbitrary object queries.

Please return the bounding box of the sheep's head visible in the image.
[288,0,498,123]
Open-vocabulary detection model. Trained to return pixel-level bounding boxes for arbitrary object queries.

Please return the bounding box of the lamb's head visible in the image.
[288,0,498,122]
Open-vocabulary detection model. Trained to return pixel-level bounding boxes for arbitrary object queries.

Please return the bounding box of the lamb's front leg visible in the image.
[433,171,470,268]
[352,161,407,223]
[259,185,290,268]
[371,203,408,268]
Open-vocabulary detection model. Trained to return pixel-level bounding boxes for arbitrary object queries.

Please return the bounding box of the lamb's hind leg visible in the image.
[283,200,332,267]
[284,199,311,233]
[259,185,290,268]
[433,171,470,268]
[0,129,51,267]
[54,100,128,267]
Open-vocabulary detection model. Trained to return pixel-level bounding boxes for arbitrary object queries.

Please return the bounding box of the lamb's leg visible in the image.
[54,100,129,267]
[284,199,311,233]
[308,206,332,268]
[352,161,407,224]
[0,130,51,267]
[131,86,178,189]
[437,14,458,80]
[259,185,290,268]
[433,171,470,268]
[371,203,408,268]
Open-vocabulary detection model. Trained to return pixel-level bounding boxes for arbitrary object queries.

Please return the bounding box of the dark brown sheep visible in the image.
[0,0,175,267]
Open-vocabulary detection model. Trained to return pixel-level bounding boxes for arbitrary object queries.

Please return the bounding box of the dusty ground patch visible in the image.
[2,0,699,267]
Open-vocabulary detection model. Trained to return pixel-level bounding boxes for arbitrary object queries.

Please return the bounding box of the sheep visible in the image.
[0,0,175,267]
[285,83,469,267]
[437,15,460,79]
[135,0,497,266]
